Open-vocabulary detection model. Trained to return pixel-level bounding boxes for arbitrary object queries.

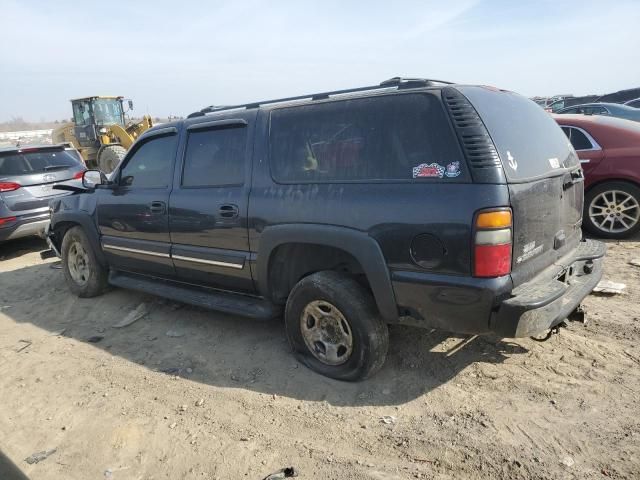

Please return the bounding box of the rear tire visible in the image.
[285,271,389,381]
[61,226,108,298]
[583,181,640,239]
[97,145,126,173]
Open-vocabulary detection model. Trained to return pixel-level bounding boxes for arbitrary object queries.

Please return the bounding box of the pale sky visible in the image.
[1,0,639,122]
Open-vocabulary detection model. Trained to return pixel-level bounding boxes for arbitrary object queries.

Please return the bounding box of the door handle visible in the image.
[149,201,166,214]
[219,204,239,218]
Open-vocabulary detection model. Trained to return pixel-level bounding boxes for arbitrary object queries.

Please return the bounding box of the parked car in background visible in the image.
[624,98,640,108]
[0,144,85,243]
[556,102,640,122]
[553,114,640,238]
[45,79,605,380]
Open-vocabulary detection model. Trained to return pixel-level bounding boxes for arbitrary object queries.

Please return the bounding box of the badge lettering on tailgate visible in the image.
[517,241,544,263]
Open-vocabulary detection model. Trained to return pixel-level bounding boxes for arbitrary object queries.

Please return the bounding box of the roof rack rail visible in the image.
[188,76,454,118]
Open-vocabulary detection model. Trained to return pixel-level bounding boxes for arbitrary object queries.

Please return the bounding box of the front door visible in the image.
[169,115,255,292]
[97,127,179,277]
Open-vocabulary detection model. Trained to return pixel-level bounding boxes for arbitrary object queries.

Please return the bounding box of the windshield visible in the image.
[93,98,124,126]
[0,149,83,175]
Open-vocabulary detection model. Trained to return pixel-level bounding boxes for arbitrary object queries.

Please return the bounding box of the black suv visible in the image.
[45,78,605,381]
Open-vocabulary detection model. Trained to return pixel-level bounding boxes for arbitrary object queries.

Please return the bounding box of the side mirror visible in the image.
[82,169,106,189]
[128,100,134,110]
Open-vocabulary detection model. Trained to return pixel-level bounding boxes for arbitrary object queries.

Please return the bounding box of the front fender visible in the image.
[49,194,105,266]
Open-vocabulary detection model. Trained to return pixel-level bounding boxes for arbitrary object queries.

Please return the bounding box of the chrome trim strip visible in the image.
[580,159,591,164]
[172,254,244,269]
[103,244,170,258]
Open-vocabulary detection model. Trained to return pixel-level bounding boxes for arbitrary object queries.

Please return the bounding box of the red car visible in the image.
[553,114,640,238]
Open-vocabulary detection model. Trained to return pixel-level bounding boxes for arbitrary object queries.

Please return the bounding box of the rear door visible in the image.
[458,87,584,285]
[168,113,255,292]
[96,127,178,277]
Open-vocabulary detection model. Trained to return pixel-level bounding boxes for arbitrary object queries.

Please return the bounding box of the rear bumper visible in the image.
[391,239,606,337]
[0,213,50,242]
[490,239,606,337]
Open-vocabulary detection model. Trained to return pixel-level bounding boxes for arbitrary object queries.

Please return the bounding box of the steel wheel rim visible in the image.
[300,300,354,366]
[589,190,640,234]
[67,241,90,286]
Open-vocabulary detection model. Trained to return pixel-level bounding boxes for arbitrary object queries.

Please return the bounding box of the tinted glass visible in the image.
[568,128,593,150]
[459,86,579,180]
[182,126,246,187]
[0,149,82,175]
[120,134,176,188]
[269,94,464,182]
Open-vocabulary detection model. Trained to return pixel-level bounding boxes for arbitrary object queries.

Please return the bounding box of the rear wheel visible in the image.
[97,145,126,173]
[285,271,389,381]
[584,182,640,239]
[61,226,108,297]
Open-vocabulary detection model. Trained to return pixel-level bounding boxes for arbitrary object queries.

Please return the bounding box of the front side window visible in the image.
[182,126,247,187]
[72,100,92,126]
[269,94,464,183]
[120,134,177,188]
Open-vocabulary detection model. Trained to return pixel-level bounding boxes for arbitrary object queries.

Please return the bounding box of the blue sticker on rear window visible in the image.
[444,161,461,178]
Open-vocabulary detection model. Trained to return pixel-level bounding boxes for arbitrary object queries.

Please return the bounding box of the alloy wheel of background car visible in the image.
[299,300,354,366]
[588,189,640,235]
[67,241,91,286]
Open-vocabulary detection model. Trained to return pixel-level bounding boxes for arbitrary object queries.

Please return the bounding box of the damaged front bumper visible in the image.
[40,223,61,260]
[490,239,606,337]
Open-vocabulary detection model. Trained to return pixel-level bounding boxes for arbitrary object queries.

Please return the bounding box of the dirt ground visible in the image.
[1,236,639,480]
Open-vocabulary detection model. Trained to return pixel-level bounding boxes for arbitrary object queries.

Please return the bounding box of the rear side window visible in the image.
[459,86,579,181]
[0,149,82,175]
[120,134,177,188]
[182,126,246,187]
[269,94,465,183]
[562,127,593,150]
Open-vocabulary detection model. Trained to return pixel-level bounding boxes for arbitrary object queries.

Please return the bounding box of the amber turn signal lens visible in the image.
[476,211,512,229]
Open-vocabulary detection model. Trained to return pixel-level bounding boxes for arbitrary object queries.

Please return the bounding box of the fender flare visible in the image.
[51,212,106,266]
[256,224,398,322]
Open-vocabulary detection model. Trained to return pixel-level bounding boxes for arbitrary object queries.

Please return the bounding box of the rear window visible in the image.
[0,149,82,176]
[269,93,466,183]
[459,87,579,181]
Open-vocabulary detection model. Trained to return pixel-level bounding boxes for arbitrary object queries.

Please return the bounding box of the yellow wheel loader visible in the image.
[52,96,152,173]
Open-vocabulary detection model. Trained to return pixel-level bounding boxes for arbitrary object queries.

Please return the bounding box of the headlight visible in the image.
[99,127,108,134]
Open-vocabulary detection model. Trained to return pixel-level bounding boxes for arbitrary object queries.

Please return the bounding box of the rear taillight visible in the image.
[474,209,512,278]
[73,170,86,180]
[0,216,17,226]
[0,182,21,192]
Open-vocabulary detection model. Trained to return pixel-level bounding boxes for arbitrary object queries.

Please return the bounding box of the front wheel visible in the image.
[285,271,389,381]
[61,226,108,297]
[583,182,640,239]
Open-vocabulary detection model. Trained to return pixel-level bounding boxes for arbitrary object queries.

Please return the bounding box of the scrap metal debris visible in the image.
[24,449,56,465]
[112,303,148,328]
[16,339,32,353]
[593,280,626,295]
[380,415,397,425]
[262,467,298,479]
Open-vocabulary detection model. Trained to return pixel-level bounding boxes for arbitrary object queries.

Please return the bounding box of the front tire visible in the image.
[285,271,389,381]
[61,226,108,297]
[583,181,640,239]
